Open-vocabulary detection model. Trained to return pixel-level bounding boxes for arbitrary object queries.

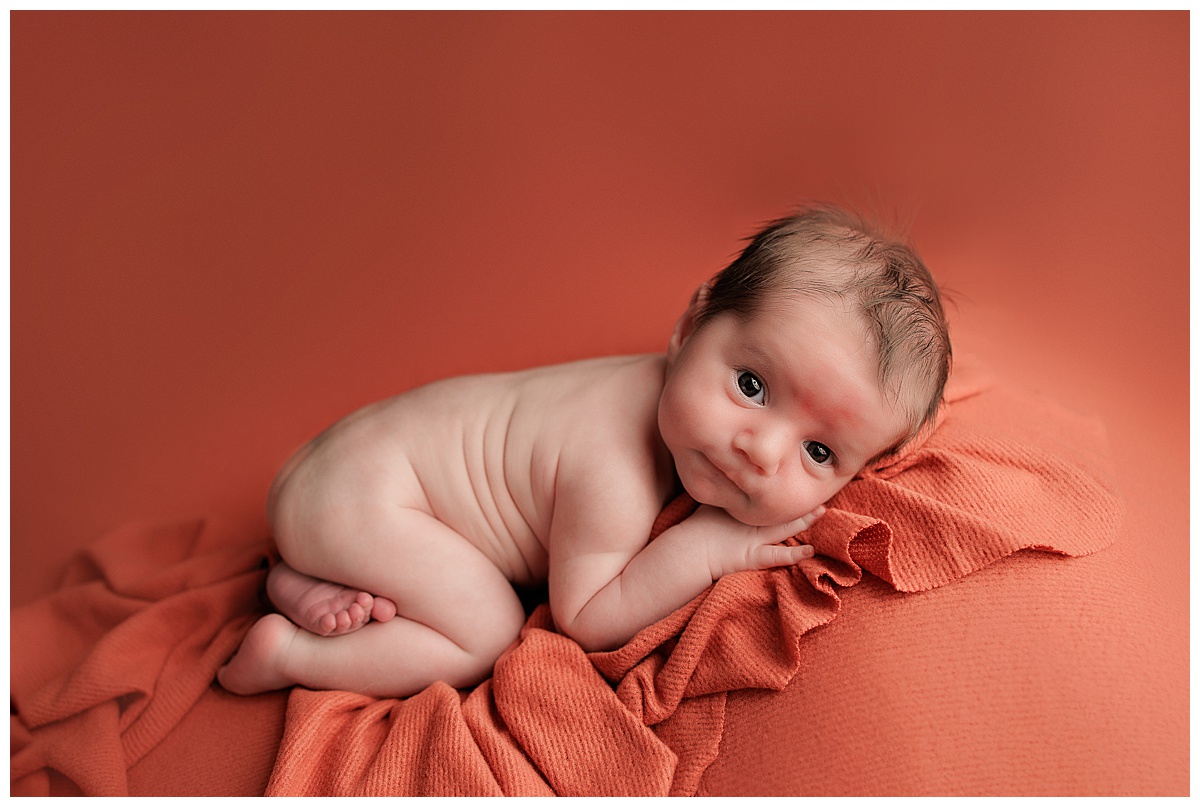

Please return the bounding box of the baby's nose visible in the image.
[733,428,787,476]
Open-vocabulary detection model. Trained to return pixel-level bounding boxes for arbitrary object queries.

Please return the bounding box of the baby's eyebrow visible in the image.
[738,341,773,368]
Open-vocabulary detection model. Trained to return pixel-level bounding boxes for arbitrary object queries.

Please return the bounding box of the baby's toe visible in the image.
[372,597,397,623]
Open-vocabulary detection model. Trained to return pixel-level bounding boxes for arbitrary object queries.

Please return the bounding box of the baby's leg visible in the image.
[261,434,397,636]
[265,562,397,636]
[219,508,527,698]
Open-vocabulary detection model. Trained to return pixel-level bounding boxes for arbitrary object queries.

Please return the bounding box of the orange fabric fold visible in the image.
[10,519,269,796]
[11,359,1123,796]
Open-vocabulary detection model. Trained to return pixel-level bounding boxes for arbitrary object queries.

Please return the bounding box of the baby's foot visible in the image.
[266,562,397,636]
[217,613,299,695]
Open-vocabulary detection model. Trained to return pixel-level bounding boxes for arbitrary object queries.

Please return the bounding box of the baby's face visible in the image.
[658,292,910,527]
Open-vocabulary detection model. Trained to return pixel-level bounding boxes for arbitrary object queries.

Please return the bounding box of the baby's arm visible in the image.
[549,472,821,653]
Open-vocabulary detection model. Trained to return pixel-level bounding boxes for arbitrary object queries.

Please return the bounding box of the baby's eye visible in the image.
[804,441,834,465]
[736,370,766,404]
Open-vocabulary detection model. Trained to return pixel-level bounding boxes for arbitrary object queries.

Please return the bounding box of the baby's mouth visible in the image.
[704,453,746,495]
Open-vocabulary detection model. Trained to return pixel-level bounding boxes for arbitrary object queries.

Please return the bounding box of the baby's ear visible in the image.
[667,284,711,361]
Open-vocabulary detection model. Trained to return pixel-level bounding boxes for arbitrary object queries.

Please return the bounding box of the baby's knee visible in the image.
[456,598,526,678]
[444,652,499,691]
[449,634,522,690]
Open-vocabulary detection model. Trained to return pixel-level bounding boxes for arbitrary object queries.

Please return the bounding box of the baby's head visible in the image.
[659,203,951,525]
[697,203,951,448]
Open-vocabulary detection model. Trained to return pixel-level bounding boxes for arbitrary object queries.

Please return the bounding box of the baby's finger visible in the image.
[766,505,826,540]
[750,542,816,570]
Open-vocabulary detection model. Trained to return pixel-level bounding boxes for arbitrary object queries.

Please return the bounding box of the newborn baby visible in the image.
[218,204,951,698]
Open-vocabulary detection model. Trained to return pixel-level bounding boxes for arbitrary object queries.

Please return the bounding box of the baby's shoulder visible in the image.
[515,354,673,495]
[512,354,666,444]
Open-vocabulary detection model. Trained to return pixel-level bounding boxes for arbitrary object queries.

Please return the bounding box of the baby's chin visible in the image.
[727,506,809,529]
[688,487,807,529]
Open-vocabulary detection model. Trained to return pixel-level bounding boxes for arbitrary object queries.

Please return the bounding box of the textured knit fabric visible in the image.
[10,359,1122,796]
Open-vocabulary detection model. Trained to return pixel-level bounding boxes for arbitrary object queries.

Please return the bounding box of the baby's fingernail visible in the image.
[799,545,815,559]
[815,505,826,516]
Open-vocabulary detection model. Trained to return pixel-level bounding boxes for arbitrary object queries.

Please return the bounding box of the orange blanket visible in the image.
[11,361,1122,796]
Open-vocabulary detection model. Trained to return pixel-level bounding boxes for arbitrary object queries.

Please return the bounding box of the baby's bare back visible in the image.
[269,354,670,586]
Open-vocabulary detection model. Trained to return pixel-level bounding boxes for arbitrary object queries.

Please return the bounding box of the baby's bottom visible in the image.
[218,508,527,698]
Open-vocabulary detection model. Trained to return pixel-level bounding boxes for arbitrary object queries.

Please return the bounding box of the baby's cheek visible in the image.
[771,481,846,523]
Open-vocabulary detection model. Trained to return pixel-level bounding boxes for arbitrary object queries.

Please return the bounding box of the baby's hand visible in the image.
[685,504,824,581]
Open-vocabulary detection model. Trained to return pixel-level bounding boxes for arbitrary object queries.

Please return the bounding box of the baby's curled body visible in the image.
[218,355,675,697]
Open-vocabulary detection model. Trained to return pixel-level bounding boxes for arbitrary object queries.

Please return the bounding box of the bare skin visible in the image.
[265,562,397,636]
[218,289,910,698]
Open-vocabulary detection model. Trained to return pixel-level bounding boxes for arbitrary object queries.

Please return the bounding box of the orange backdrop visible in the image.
[11,9,1188,639]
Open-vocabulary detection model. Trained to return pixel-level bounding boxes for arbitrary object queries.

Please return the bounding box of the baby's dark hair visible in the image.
[697,203,952,449]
